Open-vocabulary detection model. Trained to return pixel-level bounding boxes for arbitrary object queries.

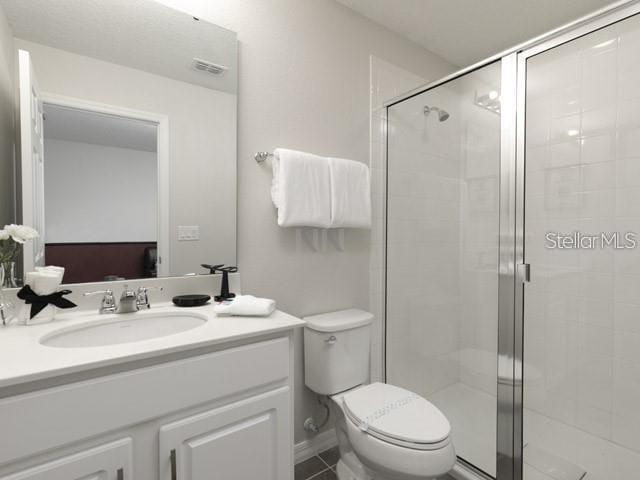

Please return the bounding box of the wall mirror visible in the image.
[0,0,237,284]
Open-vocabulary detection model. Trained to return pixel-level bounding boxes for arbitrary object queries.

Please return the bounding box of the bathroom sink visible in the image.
[40,312,207,348]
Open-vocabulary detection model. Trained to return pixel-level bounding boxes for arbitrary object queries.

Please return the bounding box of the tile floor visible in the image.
[295,445,456,479]
[295,446,339,480]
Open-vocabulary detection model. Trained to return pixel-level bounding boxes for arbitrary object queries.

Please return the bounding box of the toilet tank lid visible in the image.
[303,309,373,332]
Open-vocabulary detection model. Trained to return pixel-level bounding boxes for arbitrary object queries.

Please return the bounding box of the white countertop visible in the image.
[0,303,305,391]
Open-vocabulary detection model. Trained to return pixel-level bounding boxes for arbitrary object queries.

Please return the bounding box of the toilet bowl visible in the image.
[332,383,455,479]
[304,309,456,480]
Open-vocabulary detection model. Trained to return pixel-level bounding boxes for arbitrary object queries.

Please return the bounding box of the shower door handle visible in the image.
[517,263,531,283]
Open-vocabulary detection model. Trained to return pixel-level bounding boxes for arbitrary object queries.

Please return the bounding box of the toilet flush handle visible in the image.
[325,335,337,345]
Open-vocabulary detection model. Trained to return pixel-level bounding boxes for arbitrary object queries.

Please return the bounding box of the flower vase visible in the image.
[1,261,18,288]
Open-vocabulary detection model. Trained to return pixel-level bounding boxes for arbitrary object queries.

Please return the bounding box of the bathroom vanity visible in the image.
[0,301,304,480]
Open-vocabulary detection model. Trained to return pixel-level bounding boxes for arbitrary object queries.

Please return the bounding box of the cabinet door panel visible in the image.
[1,438,132,480]
[160,387,291,480]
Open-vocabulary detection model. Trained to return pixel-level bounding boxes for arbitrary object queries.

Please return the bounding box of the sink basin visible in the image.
[41,312,207,348]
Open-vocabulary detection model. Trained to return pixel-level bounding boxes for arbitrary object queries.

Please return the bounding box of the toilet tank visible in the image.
[304,309,373,395]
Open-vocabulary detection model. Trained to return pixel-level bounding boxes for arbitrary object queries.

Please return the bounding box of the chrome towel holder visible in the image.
[254,152,273,163]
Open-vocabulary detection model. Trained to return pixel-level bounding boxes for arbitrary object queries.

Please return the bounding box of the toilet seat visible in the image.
[341,383,451,451]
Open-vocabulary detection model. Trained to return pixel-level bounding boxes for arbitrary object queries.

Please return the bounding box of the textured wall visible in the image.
[153,0,454,444]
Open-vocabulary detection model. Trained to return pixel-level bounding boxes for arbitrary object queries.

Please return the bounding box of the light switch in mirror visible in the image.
[0,0,237,284]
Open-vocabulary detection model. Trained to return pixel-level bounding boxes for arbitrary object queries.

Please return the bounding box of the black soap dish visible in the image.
[172,294,211,307]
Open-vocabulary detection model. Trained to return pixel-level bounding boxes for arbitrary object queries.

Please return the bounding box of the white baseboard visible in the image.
[294,428,338,464]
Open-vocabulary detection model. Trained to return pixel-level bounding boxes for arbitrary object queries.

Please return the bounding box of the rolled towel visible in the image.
[213,295,276,317]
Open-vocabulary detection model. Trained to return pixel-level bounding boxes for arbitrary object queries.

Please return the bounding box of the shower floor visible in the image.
[428,383,640,480]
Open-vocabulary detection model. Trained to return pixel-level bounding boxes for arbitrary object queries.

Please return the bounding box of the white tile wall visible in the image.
[384,61,501,474]
[523,13,640,464]
[369,56,429,382]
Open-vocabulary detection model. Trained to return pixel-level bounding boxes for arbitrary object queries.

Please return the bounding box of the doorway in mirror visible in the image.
[34,90,170,283]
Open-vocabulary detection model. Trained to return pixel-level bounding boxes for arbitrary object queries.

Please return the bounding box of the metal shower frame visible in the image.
[382,1,640,479]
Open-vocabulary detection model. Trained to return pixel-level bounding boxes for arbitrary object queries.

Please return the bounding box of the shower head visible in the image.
[424,105,450,122]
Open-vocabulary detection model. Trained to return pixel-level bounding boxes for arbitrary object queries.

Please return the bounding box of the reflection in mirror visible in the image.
[43,105,161,284]
[0,0,238,284]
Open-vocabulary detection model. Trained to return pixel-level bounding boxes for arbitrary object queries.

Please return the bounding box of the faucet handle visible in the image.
[136,286,163,309]
[83,289,116,314]
[120,284,137,300]
[83,289,112,296]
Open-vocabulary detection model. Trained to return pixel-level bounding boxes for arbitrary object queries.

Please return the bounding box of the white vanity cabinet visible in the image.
[0,335,295,480]
[1,439,132,480]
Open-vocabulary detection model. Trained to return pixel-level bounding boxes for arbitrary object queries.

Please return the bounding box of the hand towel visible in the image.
[213,295,276,317]
[19,266,66,325]
[328,157,372,228]
[271,148,331,228]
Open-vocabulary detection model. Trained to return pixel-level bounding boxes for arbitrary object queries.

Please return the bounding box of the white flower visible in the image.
[2,224,39,243]
[0,229,9,241]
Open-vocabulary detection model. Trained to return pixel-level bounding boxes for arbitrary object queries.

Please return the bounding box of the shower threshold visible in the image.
[524,444,587,480]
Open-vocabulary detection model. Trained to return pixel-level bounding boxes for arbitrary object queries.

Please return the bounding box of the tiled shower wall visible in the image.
[523,15,640,454]
[383,63,502,473]
[383,64,501,397]
[384,82,464,395]
[369,56,427,381]
[457,69,501,396]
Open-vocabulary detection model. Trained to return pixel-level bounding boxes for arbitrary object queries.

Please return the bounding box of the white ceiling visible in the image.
[0,0,238,93]
[43,104,157,153]
[336,0,620,66]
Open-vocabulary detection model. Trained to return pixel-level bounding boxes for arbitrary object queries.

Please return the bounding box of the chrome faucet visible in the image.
[136,286,162,310]
[84,285,163,314]
[117,286,139,313]
[83,289,117,314]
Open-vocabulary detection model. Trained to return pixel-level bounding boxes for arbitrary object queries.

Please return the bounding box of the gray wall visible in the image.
[156,0,455,444]
[0,7,15,226]
[44,139,157,243]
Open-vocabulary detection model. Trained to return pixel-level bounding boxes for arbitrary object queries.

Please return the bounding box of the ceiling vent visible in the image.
[191,58,228,76]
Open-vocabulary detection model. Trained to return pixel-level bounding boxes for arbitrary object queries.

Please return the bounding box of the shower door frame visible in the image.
[383,1,640,479]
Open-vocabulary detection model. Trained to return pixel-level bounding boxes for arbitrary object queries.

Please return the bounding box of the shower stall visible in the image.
[384,2,640,479]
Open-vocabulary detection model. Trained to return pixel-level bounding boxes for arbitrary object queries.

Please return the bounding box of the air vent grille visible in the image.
[191,58,228,76]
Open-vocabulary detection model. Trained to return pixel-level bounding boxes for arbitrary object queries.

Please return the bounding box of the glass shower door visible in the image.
[386,62,502,476]
[522,12,640,480]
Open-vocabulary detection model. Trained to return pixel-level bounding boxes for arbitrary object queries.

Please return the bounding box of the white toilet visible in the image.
[304,309,456,480]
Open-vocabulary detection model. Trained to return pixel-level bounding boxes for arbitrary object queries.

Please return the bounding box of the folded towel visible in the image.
[213,295,276,317]
[328,157,371,228]
[271,148,331,228]
[19,266,66,325]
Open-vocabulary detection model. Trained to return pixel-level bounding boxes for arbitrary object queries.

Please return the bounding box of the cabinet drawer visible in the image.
[0,337,289,466]
[0,438,132,480]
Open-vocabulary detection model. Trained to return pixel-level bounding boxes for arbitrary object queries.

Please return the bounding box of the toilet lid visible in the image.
[342,383,451,448]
